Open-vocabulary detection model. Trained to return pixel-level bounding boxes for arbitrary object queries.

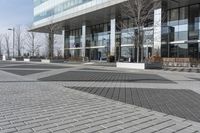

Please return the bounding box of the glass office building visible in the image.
[32,0,200,61]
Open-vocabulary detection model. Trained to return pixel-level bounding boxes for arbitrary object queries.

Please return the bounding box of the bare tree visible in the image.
[119,0,160,63]
[4,34,10,58]
[15,25,23,57]
[25,26,41,56]
[54,34,63,58]
[43,33,50,58]
[45,16,61,59]
[0,34,3,56]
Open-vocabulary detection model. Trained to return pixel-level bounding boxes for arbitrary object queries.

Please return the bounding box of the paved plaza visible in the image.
[0,61,200,133]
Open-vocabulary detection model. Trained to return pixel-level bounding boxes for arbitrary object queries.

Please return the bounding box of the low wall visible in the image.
[41,59,50,63]
[2,55,6,61]
[116,62,145,69]
[163,58,192,67]
[11,58,16,61]
[24,58,30,62]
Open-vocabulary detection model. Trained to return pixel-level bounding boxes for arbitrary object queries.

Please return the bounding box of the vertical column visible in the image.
[110,18,116,56]
[62,29,65,58]
[82,24,86,60]
[49,32,54,59]
[153,2,162,56]
[64,28,70,59]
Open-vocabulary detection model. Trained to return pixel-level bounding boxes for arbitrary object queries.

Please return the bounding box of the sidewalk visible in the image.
[0,61,200,132]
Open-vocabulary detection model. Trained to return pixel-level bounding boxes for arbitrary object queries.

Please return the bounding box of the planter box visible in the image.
[145,62,162,69]
[11,58,16,61]
[2,55,6,61]
[30,59,42,62]
[24,58,30,62]
[117,62,145,69]
[50,59,64,63]
[41,59,50,63]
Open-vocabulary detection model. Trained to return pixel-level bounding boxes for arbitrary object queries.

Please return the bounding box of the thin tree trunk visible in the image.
[48,32,54,59]
[32,37,34,56]
[137,28,140,63]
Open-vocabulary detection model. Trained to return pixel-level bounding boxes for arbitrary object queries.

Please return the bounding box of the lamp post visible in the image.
[8,28,15,58]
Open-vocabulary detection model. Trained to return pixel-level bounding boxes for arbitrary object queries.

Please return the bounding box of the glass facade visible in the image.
[168,7,188,41]
[162,3,200,60]
[33,0,117,25]
[34,0,48,7]
[86,23,110,47]
[34,0,92,22]
[63,18,154,61]
[34,0,200,61]
[64,23,110,60]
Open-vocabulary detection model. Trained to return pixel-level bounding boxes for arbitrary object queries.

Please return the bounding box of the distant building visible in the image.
[32,0,200,61]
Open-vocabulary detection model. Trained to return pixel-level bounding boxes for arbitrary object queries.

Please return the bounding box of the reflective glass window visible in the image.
[189,4,199,40]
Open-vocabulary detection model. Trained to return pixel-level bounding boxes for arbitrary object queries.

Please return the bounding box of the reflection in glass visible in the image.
[188,43,198,59]
[168,7,188,41]
[178,43,188,57]
[86,48,107,61]
[121,46,135,62]
[69,49,82,57]
[189,5,199,40]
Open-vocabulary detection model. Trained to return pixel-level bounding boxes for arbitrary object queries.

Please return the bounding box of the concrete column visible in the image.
[49,32,54,59]
[110,18,116,56]
[153,3,162,56]
[62,29,65,58]
[64,29,70,59]
[82,24,86,59]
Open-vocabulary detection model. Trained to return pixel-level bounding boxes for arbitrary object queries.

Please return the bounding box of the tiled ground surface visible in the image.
[67,86,200,122]
[86,62,116,67]
[0,64,69,69]
[0,82,200,133]
[39,71,174,83]
[163,67,200,73]
[191,78,200,81]
[0,61,200,132]
[0,61,28,64]
[2,70,47,76]
[79,68,115,71]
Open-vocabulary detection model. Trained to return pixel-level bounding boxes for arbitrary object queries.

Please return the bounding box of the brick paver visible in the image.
[66,86,200,122]
[0,81,199,133]
[0,61,200,132]
[39,71,173,83]
[2,70,48,76]
[163,67,200,73]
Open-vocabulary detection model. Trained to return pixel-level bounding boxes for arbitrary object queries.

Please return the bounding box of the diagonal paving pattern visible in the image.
[39,71,174,83]
[0,61,200,132]
[2,70,48,76]
[163,67,200,73]
[67,86,200,122]
[0,81,200,133]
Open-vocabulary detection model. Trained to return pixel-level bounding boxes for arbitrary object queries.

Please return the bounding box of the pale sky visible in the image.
[0,0,33,34]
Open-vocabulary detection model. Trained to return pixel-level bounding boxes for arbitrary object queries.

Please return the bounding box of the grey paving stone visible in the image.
[32,123,57,132]
[39,71,174,83]
[82,125,105,133]
[48,124,73,132]
[16,129,34,133]
[53,130,69,133]
[2,70,47,76]
[0,127,17,133]
[36,129,51,133]
[1,122,25,130]
[0,61,200,133]
[3,64,69,69]
[67,86,200,122]
[98,126,122,133]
